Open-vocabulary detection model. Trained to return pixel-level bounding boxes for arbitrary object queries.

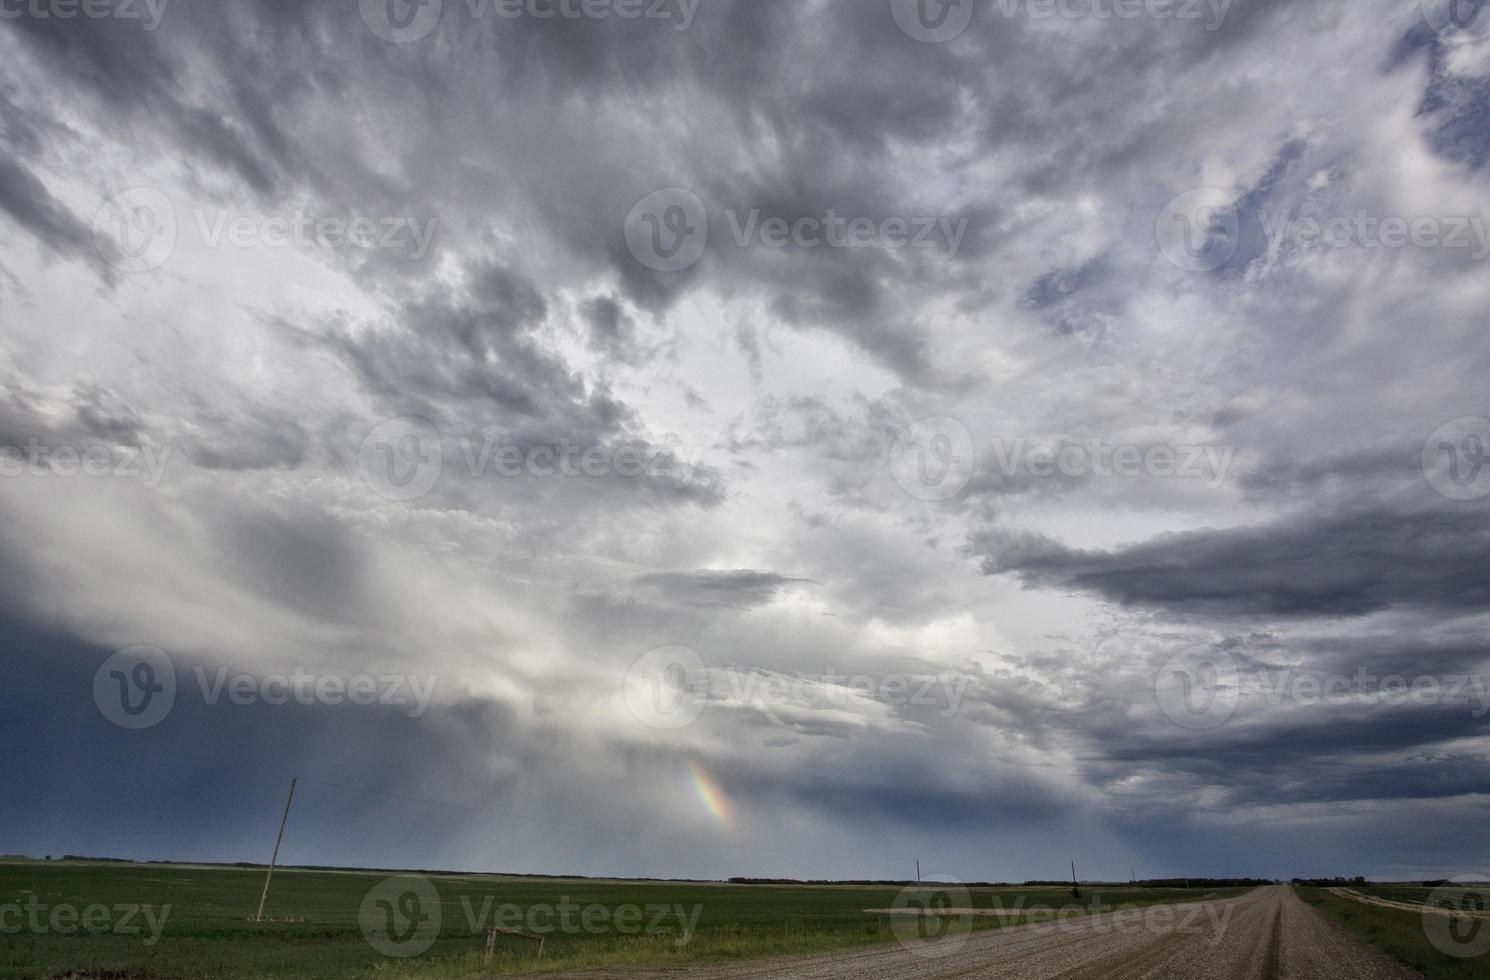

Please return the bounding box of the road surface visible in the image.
[550,886,1421,979]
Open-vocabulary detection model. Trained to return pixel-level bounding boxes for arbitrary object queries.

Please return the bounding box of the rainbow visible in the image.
[687,761,734,829]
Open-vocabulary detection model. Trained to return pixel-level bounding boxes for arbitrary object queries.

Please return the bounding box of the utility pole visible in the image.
[255,779,297,922]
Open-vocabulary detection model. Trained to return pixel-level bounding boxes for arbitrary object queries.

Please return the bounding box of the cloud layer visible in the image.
[0,0,1487,883]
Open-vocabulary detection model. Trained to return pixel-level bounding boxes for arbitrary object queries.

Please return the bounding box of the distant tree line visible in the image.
[1290,877,1369,887]
[728,877,1277,888]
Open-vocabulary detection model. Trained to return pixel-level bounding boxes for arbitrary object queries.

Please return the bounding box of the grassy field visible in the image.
[1296,884,1490,980]
[0,859,1244,978]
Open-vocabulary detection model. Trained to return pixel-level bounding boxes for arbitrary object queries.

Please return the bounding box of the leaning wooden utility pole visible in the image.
[255,778,297,922]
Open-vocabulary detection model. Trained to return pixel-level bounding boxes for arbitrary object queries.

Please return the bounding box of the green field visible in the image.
[0,859,1245,978]
[1296,884,1490,980]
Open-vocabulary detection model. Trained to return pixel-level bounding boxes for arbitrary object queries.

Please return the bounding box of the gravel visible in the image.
[545,885,1423,979]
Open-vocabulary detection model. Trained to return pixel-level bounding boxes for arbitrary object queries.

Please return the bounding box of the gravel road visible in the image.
[547,886,1422,979]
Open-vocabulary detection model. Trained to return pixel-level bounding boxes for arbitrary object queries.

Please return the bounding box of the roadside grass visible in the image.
[0,859,1243,979]
[1296,885,1490,980]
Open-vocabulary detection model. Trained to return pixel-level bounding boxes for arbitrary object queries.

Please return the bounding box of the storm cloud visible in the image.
[0,0,1487,884]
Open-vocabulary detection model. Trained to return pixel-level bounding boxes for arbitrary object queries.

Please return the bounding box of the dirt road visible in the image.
[551,886,1421,979]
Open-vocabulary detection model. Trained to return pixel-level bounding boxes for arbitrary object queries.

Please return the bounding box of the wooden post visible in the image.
[486,925,546,962]
[255,779,297,922]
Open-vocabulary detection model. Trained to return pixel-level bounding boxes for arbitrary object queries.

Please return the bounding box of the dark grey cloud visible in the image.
[973,497,1490,618]
[632,569,810,610]
[1,0,1486,883]
[0,153,106,279]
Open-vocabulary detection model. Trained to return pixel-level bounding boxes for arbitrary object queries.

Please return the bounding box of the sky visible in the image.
[0,0,1488,884]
